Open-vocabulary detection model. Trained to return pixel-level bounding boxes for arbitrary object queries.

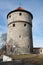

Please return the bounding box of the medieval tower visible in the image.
[7,7,33,55]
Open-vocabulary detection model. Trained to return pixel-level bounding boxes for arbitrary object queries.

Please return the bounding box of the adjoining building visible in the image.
[6,7,33,55]
[33,48,43,54]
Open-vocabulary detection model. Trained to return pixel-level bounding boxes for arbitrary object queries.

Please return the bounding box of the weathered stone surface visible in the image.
[7,9,33,54]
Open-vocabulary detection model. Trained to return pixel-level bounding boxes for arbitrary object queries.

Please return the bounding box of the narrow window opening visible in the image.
[40,50,42,52]
[19,13,22,16]
[19,35,21,38]
[28,45,29,48]
[24,24,26,27]
[13,24,15,27]
[9,15,11,18]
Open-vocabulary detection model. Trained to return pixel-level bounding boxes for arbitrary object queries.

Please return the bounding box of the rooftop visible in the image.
[15,7,24,10]
[7,7,33,19]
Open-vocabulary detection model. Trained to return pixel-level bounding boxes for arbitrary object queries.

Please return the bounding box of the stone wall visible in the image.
[7,10,33,54]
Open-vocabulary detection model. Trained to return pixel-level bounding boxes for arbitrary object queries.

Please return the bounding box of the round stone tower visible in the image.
[7,7,33,55]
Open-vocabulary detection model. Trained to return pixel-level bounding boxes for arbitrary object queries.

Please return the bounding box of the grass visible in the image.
[9,54,43,65]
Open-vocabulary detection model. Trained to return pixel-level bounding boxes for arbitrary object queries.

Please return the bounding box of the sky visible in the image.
[0,0,43,47]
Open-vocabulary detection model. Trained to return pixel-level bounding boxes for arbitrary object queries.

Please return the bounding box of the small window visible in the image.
[19,13,22,16]
[19,35,21,38]
[28,45,29,48]
[24,24,26,27]
[9,15,11,18]
[40,50,42,52]
[13,24,15,27]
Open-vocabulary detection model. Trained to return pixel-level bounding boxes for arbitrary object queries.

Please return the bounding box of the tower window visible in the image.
[19,13,22,16]
[28,45,29,48]
[40,50,42,52]
[9,15,11,18]
[19,35,21,38]
[13,24,15,27]
[24,24,26,27]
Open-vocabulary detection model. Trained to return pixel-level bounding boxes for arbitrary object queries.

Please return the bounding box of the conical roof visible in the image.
[7,7,33,19]
[15,7,24,10]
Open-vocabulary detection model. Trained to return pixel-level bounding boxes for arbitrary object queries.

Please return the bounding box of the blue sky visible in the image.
[0,0,43,47]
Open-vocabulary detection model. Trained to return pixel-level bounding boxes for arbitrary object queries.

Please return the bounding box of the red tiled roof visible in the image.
[15,7,24,10]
